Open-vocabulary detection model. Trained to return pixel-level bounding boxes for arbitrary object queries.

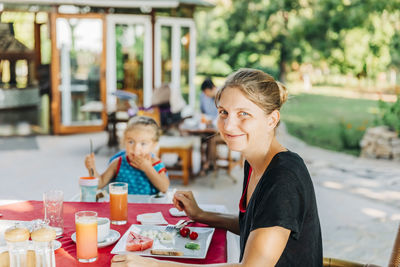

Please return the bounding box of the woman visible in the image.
[122,68,323,266]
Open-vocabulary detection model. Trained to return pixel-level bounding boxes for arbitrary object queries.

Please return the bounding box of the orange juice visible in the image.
[75,211,97,262]
[110,191,128,223]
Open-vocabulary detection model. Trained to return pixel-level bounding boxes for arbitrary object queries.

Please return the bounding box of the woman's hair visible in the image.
[125,116,161,141]
[215,68,288,116]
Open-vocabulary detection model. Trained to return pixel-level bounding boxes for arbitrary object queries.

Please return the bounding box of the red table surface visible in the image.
[0,201,227,266]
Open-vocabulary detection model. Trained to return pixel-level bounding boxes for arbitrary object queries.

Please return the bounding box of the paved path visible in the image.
[277,124,400,266]
[0,125,399,265]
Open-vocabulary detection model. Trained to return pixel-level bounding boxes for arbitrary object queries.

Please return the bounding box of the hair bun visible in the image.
[276,81,288,105]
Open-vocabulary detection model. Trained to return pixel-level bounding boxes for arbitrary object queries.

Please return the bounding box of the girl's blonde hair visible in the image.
[215,68,288,118]
[125,116,161,141]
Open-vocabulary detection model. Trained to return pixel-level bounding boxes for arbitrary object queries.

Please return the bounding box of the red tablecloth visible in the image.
[0,201,227,266]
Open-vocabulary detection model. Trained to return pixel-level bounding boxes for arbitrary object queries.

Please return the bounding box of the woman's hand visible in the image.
[112,254,159,267]
[84,153,96,174]
[173,191,203,221]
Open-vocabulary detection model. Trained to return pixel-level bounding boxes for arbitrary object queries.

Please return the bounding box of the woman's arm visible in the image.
[119,226,290,267]
[173,191,240,235]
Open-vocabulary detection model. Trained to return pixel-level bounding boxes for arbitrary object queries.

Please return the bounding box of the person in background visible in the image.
[200,78,218,120]
[84,116,169,195]
[119,68,323,266]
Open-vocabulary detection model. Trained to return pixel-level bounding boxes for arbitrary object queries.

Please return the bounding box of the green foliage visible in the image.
[375,96,400,136]
[280,93,376,155]
[338,120,368,150]
[196,0,400,81]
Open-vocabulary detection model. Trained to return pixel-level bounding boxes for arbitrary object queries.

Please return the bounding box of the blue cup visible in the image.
[79,177,99,202]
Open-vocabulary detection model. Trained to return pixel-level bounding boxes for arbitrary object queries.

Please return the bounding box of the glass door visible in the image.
[155,17,196,109]
[50,13,106,134]
[106,15,152,110]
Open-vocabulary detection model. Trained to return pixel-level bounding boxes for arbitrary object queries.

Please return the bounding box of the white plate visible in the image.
[71,229,121,248]
[111,224,215,259]
[169,208,186,217]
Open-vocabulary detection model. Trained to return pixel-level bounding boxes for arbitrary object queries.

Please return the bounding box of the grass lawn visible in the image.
[280,93,379,155]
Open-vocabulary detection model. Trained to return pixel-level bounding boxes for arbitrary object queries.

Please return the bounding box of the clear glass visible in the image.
[7,240,29,267]
[109,182,128,225]
[115,23,145,106]
[161,26,172,84]
[43,190,64,236]
[75,211,98,263]
[56,17,103,126]
[33,240,55,267]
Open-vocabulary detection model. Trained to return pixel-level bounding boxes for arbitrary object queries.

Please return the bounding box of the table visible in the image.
[180,127,218,175]
[0,201,227,265]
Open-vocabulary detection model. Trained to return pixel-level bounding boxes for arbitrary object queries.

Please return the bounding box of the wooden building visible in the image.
[0,0,212,135]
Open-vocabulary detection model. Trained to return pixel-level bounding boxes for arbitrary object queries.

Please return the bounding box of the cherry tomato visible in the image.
[180,227,190,237]
[189,231,198,240]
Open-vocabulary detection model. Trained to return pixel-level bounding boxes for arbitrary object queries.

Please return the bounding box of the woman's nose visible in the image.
[223,115,236,131]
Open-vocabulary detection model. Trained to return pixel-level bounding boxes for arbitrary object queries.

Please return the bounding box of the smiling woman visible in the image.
[120,68,323,267]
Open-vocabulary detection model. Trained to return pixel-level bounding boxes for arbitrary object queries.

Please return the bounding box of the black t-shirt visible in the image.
[239,151,323,266]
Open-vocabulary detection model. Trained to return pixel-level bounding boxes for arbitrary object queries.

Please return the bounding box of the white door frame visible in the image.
[106,14,153,110]
[155,17,196,109]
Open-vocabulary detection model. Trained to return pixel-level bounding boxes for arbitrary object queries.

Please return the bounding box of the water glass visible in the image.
[43,190,64,236]
[109,182,128,225]
[75,211,98,263]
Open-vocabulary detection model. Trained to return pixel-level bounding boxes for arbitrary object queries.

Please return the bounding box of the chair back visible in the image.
[137,106,161,126]
[389,224,400,267]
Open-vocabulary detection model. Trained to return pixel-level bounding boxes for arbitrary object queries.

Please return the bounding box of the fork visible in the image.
[175,220,194,229]
[165,219,186,232]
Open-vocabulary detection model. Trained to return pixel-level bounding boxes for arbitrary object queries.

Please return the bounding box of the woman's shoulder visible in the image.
[271,151,306,170]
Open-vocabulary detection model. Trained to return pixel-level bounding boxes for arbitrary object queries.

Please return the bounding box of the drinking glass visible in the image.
[43,190,64,236]
[75,211,98,263]
[109,182,128,225]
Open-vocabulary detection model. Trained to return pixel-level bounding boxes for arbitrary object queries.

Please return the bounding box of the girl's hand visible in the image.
[84,153,96,173]
[129,154,152,171]
[173,191,203,221]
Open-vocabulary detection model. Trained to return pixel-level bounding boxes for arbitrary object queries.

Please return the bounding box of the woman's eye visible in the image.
[239,111,249,116]
[218,110,228,116]
[128,140,134,145]
[141,142,147,146]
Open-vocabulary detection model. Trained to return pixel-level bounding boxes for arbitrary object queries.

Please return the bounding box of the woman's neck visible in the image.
[245,137,287,179]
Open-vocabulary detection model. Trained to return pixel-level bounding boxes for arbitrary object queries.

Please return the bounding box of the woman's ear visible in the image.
[267,110,280,129]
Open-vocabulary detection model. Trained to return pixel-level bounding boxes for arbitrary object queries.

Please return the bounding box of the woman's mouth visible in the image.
[224,133,245,139]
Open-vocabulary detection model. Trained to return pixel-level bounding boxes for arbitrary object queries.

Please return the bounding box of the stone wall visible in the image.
[360,126,400,160]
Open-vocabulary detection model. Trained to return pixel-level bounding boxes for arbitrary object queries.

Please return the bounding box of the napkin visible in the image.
[137,212,168,225]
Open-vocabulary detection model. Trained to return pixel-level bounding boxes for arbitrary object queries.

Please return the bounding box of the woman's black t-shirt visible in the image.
[239,151,322,266]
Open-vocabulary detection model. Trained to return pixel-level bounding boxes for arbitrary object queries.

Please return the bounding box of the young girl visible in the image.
[85,116,169,195]
[120,69,322,266]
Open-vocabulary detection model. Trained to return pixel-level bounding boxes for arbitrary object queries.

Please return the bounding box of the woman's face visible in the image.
[217,87,274,154]
[124,126,156,159]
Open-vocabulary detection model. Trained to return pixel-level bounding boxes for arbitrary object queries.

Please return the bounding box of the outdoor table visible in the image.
[0,200,227,266]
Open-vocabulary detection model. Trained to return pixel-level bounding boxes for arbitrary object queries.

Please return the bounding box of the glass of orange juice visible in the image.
[75,211,98,263]
[109,182,128,225]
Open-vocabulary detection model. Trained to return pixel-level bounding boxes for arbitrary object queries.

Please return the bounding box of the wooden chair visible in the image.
[212,136,243,183]
[323,224,400,267]
[137,106,194,185]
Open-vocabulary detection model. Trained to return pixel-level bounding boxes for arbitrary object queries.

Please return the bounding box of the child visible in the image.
[85,116,169,195]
